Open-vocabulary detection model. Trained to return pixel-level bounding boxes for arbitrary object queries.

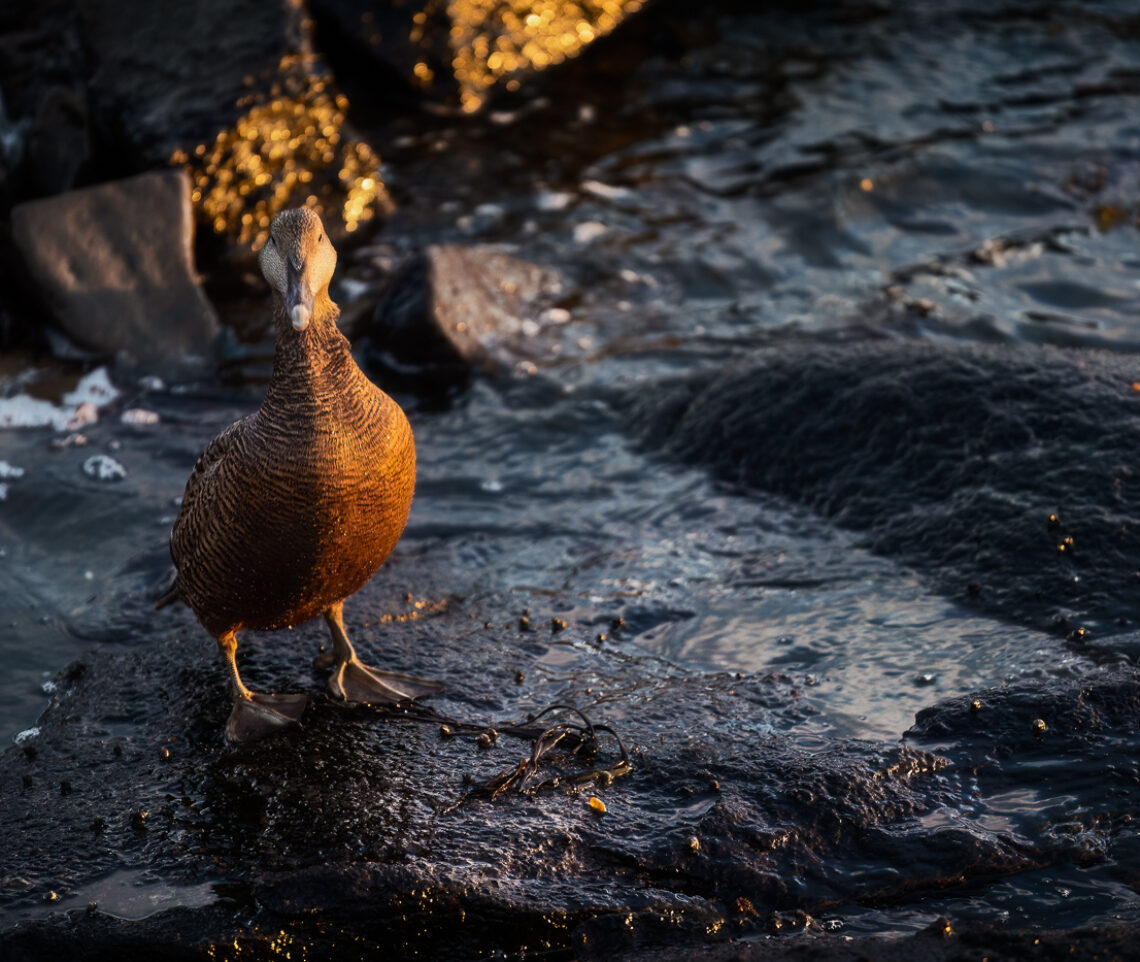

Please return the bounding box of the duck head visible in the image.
[259,208,337,333]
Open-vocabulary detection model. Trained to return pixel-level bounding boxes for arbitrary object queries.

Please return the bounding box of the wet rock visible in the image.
[4,547,1139,960]
[21,87,91,200]
[636,339,1140,638]
[310,0,652,114]
[77,0,306,169]
[308,0,457,106]
[10,170,218,370]
[363,245,567,389]
[0,3,90,202]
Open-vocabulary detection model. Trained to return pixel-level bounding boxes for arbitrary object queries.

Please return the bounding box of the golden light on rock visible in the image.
[171,54,390,246]
[446,0,644,113]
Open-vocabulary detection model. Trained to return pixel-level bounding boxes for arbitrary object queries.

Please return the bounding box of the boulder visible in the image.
[309,0,653,114]
[10,170,219,370]
[0,2,90,202]
[364,244,568,389]
[636,339,1140,639]
[76,0,305,169]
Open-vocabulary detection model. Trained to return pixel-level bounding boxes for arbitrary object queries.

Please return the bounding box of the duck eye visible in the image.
[268,236,276,249]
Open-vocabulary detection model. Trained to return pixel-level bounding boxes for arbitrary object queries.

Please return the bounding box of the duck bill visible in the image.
[286,259,315,332]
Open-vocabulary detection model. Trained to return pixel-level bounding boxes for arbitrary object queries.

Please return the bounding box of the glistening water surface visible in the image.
[4,0,1140,944]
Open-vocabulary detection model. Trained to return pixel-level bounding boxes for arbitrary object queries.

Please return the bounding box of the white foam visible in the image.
[0,367,120,431]
[83,454,127,481]
[14,727,39,745]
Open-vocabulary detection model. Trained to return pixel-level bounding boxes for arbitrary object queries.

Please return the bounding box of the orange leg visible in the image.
[218,630,308,742]
[322,601,443,705]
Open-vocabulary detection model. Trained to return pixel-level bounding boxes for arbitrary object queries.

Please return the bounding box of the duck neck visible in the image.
[267,295,352,397]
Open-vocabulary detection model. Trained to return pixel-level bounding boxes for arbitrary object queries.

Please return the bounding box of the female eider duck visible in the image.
[162,207,440,741]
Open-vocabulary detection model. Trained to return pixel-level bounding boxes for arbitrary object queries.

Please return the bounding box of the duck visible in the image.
[161,207,440,742]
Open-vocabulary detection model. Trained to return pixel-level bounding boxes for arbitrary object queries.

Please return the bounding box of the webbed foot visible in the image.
[225,691,309,742]
[329,658,443,705]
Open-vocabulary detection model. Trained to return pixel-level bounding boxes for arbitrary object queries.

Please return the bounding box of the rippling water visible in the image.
[4,0,1140,944]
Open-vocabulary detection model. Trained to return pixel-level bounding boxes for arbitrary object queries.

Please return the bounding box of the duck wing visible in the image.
[169,416,249,573]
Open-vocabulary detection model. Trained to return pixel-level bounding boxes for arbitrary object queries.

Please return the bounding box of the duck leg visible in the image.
[323,602,443,704]
[219,630,308,742]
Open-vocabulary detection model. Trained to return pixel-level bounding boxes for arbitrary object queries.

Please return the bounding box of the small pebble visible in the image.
[572,221,607,245]
[551,617,567,633]
[514,671,525,684]
[120,408,159,425]
[1032,718,1047,735]
[518,616,532,632]
[686,836,700,854]
[50,432,88,450]
[588,796,607,815]
[540,307,571,325]
[64,401,98,431]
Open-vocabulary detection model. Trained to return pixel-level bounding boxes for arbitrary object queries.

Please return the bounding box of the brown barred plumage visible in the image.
[166,208,439,742]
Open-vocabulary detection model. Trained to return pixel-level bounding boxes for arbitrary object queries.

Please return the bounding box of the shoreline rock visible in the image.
[10,170,218,372]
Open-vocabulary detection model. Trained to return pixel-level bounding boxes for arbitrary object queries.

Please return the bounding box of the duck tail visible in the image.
[154,571,182,611]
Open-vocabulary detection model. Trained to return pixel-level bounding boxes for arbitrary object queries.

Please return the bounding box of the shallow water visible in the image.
[5,0,1140,949]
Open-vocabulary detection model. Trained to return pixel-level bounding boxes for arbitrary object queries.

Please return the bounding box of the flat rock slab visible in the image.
[2,547,1139,959]
[11,170,218,370]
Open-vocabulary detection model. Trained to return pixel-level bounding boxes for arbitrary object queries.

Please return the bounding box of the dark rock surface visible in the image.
[309,0,458,107]
[0,0,91,202]
[10,170,218,370]
[77,0,305,170]
[309,0,655,115]
[364,245,568,389]
[636,338,1140,640]
[3,524,1140,959]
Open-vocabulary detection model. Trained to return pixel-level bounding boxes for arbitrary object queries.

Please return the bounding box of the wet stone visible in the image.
[363,245,567,390]
[78,0,307,168]
[4,576,1140,959]
[636,339,1140,639]
[10,171,218,371]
